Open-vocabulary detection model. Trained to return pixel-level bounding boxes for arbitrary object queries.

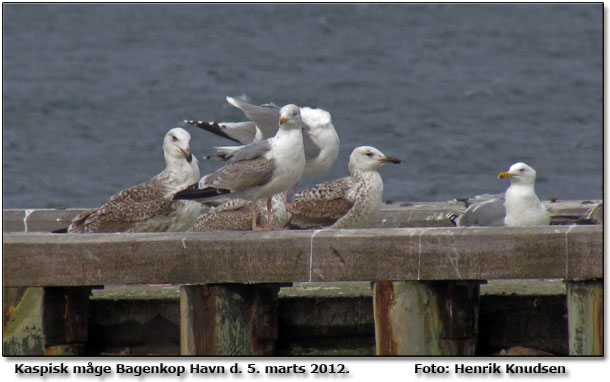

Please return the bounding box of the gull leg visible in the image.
[266,198,274,229]
[284,183,298,208]
[265,197,287,231]
[251,200,262,232]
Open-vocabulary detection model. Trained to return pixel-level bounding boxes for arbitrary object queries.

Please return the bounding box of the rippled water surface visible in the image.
[2,4,602,208]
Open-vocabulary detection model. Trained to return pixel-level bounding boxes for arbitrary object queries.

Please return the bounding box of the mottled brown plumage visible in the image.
[288,146,400,229]
[189,194,289,232]
[68,177,191,233]
[67,128,201,233]
[287,178,354,228]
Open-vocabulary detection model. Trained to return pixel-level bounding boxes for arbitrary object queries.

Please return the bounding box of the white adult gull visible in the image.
[287,146,401,229]
[68,128,201,233]
[185,96,339,182]
[174,104,306,231]
[451,162,550,227]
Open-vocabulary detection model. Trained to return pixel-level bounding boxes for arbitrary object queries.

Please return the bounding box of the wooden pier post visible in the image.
[567,279,603,356]
[3,287,91,355]
[373,280,481,355]
[180,283,280,355]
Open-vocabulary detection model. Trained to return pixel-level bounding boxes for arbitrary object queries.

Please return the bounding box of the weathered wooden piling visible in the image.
[567,280,603,356]
[3,287,91,355]
[180,284,280,355]
[374,281,481,355]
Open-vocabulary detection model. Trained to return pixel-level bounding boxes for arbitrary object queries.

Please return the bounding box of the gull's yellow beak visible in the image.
[498,171,515,179]
[279,117,287,125]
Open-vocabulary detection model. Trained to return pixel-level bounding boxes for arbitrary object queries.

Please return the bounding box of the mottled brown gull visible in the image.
[451,162,550,227]
[287,146,401,229]
[68,128,201,233]
[174,104,305,231]
[188,194,289,232]
[186,96,340,179]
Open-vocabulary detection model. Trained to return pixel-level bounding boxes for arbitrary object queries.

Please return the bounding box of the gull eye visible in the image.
[170,135,178,142]
[519,168,524,172]
[366,152,373,157]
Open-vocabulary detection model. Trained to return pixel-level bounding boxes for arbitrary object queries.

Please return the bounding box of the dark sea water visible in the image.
[2,4,603,209]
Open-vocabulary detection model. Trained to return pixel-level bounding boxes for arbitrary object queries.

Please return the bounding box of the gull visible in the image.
[188,194,289,232]
[450,162,550,227]
[68,128,201,233]
[185,96,339,185]
[287,146,401,229]
[174,104,305,231]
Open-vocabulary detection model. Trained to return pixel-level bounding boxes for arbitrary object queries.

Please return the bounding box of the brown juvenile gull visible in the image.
[450,162,550,227]
[287,146,401,229]
[68,128,201,233]
[189,194,289,232]
[185,96,339,192]
[174,104,305,231]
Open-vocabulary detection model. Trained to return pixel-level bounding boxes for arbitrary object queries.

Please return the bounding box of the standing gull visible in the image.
[68,128,201,233]
[287,146,401,229]
[186,96,340,181]
[451,162,550,227]
[174,104,305,231]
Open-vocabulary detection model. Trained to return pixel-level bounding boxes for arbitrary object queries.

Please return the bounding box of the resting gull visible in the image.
[186,96,339,180]
[287,146,401,229]
[189,194,289,232]
[174,104,305,231]
[451,162,550,227]
[68,128,201,233]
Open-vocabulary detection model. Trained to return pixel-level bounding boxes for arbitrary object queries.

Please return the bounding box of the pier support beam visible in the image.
[180,283,281,355]
[567,279,603,355]
[373,280,481,355]
[3,287,91,355]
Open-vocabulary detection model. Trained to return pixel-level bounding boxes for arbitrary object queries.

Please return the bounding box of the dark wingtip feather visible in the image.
[173,184,231,200]
[203,153,230,161]
[185,120,242,144]
[447,213,460,226]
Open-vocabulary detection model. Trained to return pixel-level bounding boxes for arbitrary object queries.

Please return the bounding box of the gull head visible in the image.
[349,146,401,173]
[278,104,303,130]
[164,127,193,164]
[498,162,537,185]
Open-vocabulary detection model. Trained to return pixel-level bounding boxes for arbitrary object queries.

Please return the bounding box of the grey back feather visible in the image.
[218,121,258,144]
[456,197,506,226]
[228,140,272,162]
[229,98,281,139]
[302,128,322,160]
[205,157,276,192]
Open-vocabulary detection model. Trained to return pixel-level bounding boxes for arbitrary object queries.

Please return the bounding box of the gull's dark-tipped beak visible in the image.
[181,148,193,163]
[380,156,401,164]
[498,171,514,179]
[279,116,287,125]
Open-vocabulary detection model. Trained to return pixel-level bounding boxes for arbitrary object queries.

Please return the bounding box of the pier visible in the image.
[2,200,602,356]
